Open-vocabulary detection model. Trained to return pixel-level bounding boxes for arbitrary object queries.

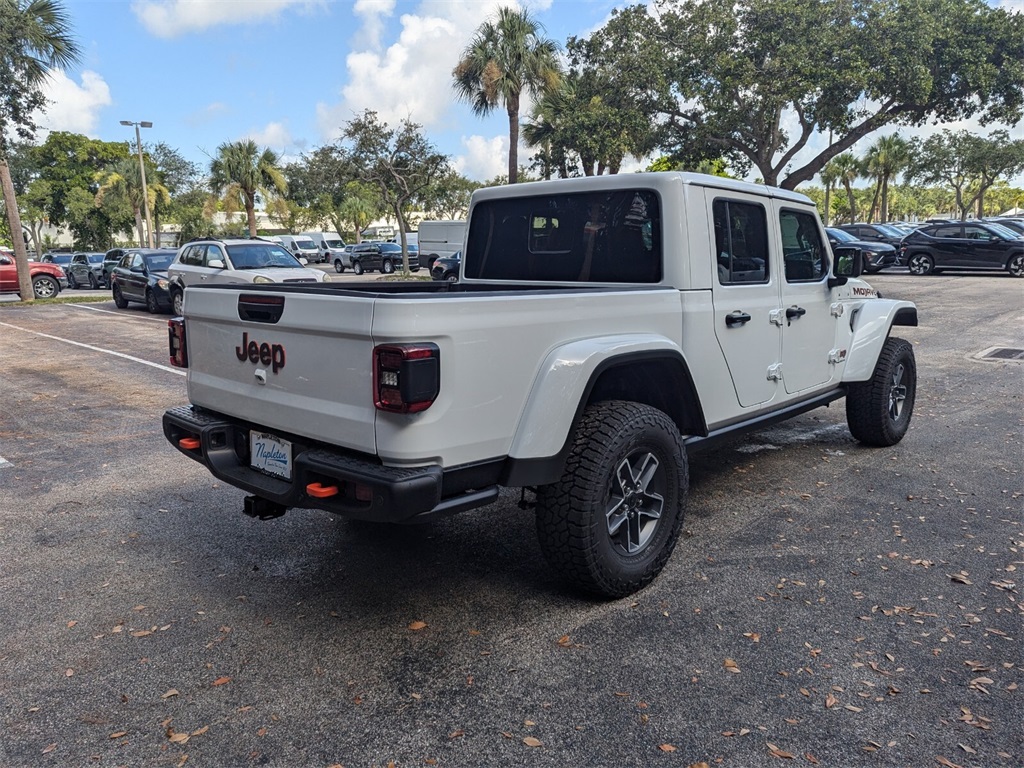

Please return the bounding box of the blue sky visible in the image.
[37,0,1024,186]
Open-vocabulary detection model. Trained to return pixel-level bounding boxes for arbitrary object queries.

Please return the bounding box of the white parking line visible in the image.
[0,320,186,376]
[0,456,11,470]
[65,303,168,323]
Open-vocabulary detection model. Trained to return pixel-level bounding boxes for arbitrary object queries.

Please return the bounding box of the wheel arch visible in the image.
[502,337,706,487]
[843,300,917,382]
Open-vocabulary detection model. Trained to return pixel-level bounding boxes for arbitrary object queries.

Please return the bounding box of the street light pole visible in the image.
[120,120,154,248]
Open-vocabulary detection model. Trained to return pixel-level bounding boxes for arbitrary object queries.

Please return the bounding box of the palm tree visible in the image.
[0,0,79,300]
[864,134,911,224]
[209,139,287,237]
[95,157,170,247]
[819,160,841,226]
[452,6,561,184]
[831,153,861,224]
[522,78,577,180]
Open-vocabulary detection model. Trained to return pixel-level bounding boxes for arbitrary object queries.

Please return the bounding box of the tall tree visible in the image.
[819,159,841,226]
[343,110,450,273]
[831,153,861,224]
[95,157,170,247]
[0,0,79,299]
[419,171,479,219]
[579,0,1024,189]
[453,6,561,184]
[209,139,287,237]
[336,182,381,243]
[863,134,911,223]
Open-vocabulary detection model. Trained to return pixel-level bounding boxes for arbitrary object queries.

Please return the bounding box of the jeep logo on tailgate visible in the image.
[236,332,285,373]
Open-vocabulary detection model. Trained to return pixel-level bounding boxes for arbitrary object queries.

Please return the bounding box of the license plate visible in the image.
[250,431,292,480]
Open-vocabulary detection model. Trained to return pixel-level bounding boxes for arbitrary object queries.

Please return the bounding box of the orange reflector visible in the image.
[178,437,201,450]
[306,482,339,498]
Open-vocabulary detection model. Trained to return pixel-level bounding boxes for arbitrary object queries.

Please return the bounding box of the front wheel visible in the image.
[907,253,934,275]
[1007,253,1024,278]
[352,261,364,276]
[88,272,99,289]
[381,259,395,274]
[32,275,60,299]
[171,289,184,316]
[535,400,688,598]
[67,272,78,290]
[846,337,916,447]
[334,259,345,273]
[145,289,160,314]
[446,272,458,282]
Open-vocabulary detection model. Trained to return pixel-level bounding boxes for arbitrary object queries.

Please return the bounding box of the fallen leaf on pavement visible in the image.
[162,689,179,699]
[523,737,542,747]
[408,620,427,631]
[42,744,57,754]
[723,658,740,673]
[658,744,676,752]
[211,676,231,687]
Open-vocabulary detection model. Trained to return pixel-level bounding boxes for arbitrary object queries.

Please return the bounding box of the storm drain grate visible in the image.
[979,347,1024,361]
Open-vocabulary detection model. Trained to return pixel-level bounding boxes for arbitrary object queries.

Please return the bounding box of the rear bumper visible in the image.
[163,405,489,522]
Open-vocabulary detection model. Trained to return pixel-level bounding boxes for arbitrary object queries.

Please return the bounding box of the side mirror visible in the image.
[130,264,145,273]
[208,258,226,269]
[829,246,863,288]
[0,256,11,265]
[299,257,308,265]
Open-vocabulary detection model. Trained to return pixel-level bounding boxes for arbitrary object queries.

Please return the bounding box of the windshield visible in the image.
[876,224,904,237]
[48,254,72,265]
[986,222,1021,239]
[828,228,858,243]
[226,244,304,269]
[325,238,345,248]
[145,252,175,271]
[295,239,317,250]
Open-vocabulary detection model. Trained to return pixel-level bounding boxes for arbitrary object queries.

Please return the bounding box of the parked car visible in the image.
[901,221,1024,276]
[167,237,325,316]
[300,231,346,265]
[984,218,1024,236]
[276,234,322,263]
[110,249,176,313]
[825,228,898,273]
[102,248,129,285]
[836,223,906,254]
[40,252,74,271]
[65,252,107,289]
[348,242,417,275]
[430,250,462,281]
[0,252,67,298]
[333,244,357,273]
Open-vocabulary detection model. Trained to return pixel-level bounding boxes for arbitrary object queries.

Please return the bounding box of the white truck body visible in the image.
[165,172,918,597]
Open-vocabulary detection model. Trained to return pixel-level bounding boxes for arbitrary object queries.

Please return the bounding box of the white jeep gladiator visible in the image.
[164,173,918,598]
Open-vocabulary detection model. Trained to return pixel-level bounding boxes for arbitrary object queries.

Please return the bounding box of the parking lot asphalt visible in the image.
[0,273,1021,768]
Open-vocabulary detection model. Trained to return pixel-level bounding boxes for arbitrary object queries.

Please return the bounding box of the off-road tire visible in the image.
[535,400,688,598]
[846,337,916,447]
[112,284,129,309]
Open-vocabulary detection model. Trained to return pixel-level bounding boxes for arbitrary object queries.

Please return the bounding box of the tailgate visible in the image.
[184,286,378,454]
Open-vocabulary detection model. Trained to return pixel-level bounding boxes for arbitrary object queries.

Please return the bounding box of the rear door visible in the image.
[708,192,781,408]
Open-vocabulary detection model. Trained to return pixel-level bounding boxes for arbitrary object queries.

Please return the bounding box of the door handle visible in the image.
[725,311,752,327]
[786,306,806,320]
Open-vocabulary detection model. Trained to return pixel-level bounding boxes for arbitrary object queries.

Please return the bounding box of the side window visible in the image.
[130,253,144,270]
[713,199,769,285]
[933,225,961,239]
[963,225,989,240]
[780,210,829,282]
[181,245,200,266]
[118,254,132,268]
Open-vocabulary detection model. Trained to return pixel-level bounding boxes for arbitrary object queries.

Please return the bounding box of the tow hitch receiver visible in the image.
[243,495,287,521]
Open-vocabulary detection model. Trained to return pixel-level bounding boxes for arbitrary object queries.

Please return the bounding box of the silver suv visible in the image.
[167,237,325,315]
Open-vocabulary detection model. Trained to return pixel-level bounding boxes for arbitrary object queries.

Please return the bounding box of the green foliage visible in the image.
[418,171,479,219]
[453,6,561,183]
[209,139,287,237]
[580,0,1024,189]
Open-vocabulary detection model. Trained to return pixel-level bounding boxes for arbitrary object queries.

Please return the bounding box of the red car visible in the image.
[0,250,67,298]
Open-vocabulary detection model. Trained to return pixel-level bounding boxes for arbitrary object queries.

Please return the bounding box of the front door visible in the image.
[776,207,837,395]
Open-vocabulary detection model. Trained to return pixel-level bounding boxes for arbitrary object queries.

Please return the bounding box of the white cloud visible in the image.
[453,134,507,181]
[131,0,322,38]
[316,0,508,141]
[354,0,396,48]
[36,70,112,136]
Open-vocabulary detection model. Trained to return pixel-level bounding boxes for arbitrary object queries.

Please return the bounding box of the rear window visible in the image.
[464,189,661,282]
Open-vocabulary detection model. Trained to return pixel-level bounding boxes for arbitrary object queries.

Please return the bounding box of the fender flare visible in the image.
[843,300,918,382]
[502,334,705,486]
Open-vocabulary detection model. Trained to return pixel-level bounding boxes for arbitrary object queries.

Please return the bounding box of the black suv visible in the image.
[348,242,419,275]
[901,221,1024,277]
[836,223,906,258]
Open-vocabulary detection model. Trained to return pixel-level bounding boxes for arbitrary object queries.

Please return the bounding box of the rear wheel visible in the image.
[352,261,364,276]
[907,253,934,275]
[112,284,129,309]
[846,337,916,447]
[535,400,688,598]
[32,275,59,299]
[382,259,395,274]
[1007,253,1024,277]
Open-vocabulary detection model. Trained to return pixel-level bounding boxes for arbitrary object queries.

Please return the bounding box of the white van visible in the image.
[277,234,321,264]
[300,231,347,266]
[417,220,466,270]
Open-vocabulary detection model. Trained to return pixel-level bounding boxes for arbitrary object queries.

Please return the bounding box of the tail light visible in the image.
[168,317,188,368]
[373,343,439,413]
